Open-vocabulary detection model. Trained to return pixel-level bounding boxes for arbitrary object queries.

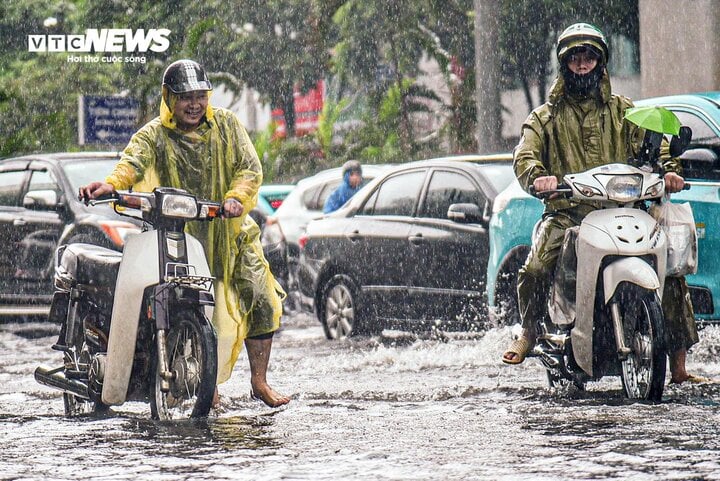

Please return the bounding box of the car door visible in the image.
[405,168,490,323]
[664,106,720,317]
[0,165,31,299]
[0,162,64,301]
[348,168,428,321]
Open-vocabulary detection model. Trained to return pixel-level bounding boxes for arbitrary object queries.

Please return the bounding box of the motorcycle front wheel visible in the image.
[612,284,666,402]
[150,309,217,420]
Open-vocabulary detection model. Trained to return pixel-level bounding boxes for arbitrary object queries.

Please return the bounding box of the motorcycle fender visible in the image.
[102,231,160,406]
[602,257,661,304]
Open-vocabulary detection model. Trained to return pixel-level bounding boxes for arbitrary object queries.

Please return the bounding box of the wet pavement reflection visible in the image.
[2,315,720,480]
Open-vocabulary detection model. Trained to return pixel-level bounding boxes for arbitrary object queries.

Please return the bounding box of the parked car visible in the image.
[261,164,389,312]
[486,91,720,326]
[0,152,142,317]
[297,154,516,339]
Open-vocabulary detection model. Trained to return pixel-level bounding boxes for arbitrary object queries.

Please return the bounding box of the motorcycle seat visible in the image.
[57,243,122,288]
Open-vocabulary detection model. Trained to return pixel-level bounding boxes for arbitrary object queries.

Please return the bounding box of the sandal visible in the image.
[502,336,534,365]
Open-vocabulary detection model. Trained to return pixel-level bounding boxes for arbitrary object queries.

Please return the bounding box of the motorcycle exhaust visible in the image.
[34,366,89,399]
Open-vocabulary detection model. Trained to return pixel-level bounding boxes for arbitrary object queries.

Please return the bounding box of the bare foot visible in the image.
[251,382,291,407]
[212,387,220,408]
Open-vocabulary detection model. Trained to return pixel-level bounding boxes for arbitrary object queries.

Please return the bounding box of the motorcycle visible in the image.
[35,187,222,419]
[530,128,693,401]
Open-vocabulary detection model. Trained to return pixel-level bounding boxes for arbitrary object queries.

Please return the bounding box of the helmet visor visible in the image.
[558,38,607,64]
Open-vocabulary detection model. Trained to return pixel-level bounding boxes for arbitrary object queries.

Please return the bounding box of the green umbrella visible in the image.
[624,106,681,135]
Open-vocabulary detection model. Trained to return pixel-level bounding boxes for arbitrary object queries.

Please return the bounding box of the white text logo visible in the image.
[28,29,171,53]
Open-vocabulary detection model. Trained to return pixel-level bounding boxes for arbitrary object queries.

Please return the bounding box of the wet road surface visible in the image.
[2,314,720,480]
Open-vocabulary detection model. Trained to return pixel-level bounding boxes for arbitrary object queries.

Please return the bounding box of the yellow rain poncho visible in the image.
[106,93,284,383]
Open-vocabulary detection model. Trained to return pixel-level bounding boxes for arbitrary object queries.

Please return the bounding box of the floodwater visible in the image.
[3,314,720,480]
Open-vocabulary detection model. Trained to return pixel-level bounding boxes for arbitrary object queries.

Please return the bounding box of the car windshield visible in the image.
[475,164,516,192]
[62,159,119,193]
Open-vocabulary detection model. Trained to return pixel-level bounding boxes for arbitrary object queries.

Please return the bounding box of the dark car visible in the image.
[297,155,516,339]
[261,164,389,313]
[0,152,141,317]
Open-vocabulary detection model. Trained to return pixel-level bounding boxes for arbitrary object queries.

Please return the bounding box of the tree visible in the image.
[196,0,330,138]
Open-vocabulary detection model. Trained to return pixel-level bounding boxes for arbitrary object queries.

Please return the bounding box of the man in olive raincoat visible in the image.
[502,24,704,384]
[80,59,290,406]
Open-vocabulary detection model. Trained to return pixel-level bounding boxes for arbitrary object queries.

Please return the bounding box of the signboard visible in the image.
[78,95,139,145]
[271,80,324,137]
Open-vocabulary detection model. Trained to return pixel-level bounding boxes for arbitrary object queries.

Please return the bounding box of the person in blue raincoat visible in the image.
[79,59,290,407]
[323,160,364,213]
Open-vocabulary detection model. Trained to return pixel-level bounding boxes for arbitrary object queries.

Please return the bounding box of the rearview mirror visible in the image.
[447,203,484,224]
[670,126,693,157]
[23,190,58,210]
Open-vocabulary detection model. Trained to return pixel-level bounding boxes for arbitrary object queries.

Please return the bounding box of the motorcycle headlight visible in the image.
[161,194,198,219]
[605,174,642,203]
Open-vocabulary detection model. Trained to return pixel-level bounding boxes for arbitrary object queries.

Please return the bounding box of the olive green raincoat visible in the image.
[106,102,284,384]
[513,70,697,352]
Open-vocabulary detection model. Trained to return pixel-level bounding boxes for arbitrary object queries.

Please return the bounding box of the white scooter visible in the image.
[35,187,221,419]
[532,127,693,401]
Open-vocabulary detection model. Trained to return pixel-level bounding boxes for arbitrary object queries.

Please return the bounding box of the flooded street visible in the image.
[3,314,720,480]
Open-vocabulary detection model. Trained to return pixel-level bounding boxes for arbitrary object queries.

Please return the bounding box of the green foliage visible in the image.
[252,121,281,182]
[0,0,639,164]
[316,97,349,159]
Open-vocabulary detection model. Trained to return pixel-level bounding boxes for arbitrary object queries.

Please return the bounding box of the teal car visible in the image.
[486,91,720,325]
[257,184,295,215]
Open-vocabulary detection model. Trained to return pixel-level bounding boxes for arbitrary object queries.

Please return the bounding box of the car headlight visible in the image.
[161,194,198,218]
[604,174,642,203]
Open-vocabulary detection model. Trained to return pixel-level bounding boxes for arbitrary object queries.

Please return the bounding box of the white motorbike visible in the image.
[532,162,679,401]
[35,187,221,419]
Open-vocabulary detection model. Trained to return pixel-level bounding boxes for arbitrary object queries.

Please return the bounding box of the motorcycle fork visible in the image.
[151,285,173,392]
[610,302,632,360]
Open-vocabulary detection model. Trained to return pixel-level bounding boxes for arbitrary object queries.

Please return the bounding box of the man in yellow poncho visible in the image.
[80,59,290,407]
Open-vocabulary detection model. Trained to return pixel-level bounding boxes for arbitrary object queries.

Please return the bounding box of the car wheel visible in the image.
[320,275,366,340]
[494,256,525,328]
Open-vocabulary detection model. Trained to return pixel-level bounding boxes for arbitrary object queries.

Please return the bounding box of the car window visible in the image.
[420,170,481,219]
[0,170,27,206]
[302,185,322,210]
[316,180,341,210]
[360,170,426,216]
[672,110,718,144]
[27,169,61,196]
[62,159,120,193]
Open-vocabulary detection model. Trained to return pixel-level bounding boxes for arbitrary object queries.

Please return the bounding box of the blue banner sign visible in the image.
[79,95,139,145]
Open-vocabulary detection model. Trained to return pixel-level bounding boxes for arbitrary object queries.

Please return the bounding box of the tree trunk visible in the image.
[474,0,503,153]
[280,82,296,138]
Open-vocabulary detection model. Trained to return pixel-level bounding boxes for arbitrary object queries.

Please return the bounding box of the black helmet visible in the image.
[556,23,609,66]
[162,59,212,94]
[342,160,362,177]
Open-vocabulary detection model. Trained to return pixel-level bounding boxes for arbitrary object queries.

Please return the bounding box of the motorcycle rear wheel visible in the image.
[150,309,217,420]
[613,284,666,402]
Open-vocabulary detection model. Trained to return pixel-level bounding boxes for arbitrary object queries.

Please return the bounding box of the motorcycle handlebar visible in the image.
[528,184,573,199]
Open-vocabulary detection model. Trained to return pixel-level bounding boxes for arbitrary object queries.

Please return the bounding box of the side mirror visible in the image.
[23,190,58,210]
[670,126,693,157]
[447,203,484,224]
